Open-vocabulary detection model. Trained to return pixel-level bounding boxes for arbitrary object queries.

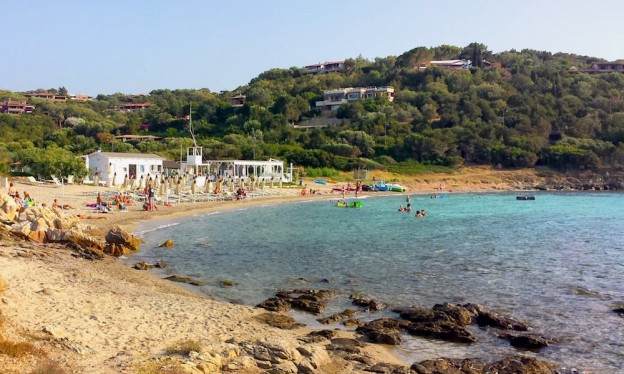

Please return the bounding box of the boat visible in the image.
[314,180,327,185]
[516,195,535,200]
[373,181,406,192]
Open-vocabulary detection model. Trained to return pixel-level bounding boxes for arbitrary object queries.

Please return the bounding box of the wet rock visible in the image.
[290,289,338,315]
[318,309,358,324]
[255,313,305,330]
[326,338,364,354]
[473,308,529,331]
[499,333,555,350]
[158,239,175,248]
[308,330,337,340]
[356,318,408,345]
[350,294,387,311]
[164,275,204,286]
[487,355,554,373]
[432,303,473,326]
[613,307,624,315]
[343,318,364,327]
[219,279,235,287]
[406,321,477,343]
[257,297,292,312]
[411,357,486,374]
[367,362,412,374]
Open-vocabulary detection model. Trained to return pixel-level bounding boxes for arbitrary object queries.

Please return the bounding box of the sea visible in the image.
[129,192,624,372]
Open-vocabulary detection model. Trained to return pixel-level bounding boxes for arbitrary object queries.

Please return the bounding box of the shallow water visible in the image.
[131,192,624,372]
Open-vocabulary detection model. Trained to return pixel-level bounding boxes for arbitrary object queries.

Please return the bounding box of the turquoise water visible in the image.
[131,193,624,372]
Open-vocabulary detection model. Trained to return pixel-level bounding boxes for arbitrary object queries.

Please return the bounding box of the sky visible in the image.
[2,0,623,96]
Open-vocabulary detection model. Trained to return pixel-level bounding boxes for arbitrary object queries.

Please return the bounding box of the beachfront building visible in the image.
[84,150,166,185]
[316,86,395,111]
[1,100,35,114]
[304,61,345,74]
[180,146,292,182]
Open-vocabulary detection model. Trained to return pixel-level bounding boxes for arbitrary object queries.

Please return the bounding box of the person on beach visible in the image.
[53,199,75,210]
[8,182,17,197]
[148,185,155,210]
[406,195,411,203]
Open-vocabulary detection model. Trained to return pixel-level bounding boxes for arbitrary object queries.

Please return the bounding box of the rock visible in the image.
[164,275,204,286]
[159,239,175,248]
[473,308,529,331]
[350,294,387,311]
[411,357,486,374]
[133,262,154,270]
[296,344,331,370]
[343,318,364,327]
[0,274,5,296]
[356,318,406,345]
[367,362,412,373]
[258,297,292,312]
[219,279,235,287]
[64,226,104,251]
[289,289,338,314]
[223,355,257,371]
[487,355,554,373]
[612,307,624,315]
[318,309,358,324]
[432,303,473,326]
[499,333,555,350]
[407,321,477,343]
[326,338,364,354]
[104,226,140,256]
[0,192,18,221]
[42,325,65,338]
[255,313,305,330]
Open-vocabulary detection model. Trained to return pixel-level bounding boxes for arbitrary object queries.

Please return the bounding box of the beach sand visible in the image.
[0,168,542,373]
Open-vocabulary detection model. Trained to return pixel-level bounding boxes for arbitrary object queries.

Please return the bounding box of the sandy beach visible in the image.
[0,168,548,373]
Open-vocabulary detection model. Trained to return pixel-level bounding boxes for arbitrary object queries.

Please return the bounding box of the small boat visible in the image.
[314,180,327,185]
[373,181,406,192]
[516,195,535,200]
[336,201,362,208]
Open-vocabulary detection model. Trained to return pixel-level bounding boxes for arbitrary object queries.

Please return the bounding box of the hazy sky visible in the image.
[2,0,623,96]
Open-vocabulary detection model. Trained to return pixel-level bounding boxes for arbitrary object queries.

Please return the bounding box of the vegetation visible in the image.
[165,339,202,355]
[2,43,624,177]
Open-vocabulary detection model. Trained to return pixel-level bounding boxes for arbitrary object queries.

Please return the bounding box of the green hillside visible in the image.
[1,43,624,178]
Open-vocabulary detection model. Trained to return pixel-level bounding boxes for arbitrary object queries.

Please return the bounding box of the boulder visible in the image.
[164,275,204,286]
[350,294,387,311]
[473,308,529,331]
[411,357,487,374]
[326,338,364,354]
[255,313,305,330]
[258,297,292,313]
[104,225,140,256]
[432,303,473,326]
[0,192,18,221]
[318,309,358,324]
[63,226,104,251]
[356,318,407,345]
[407,321,477,344]
[367,362,411,374]
[499,333,555,350]
[159,239,175,248]
[487,355,554,373]
[0,274,6,296]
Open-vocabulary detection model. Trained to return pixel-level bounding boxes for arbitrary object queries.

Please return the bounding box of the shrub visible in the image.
[304,167,340,178]
[165,339,202,356]
[0,339,36,357]
[30,359,68,374]
[388,160,456,174]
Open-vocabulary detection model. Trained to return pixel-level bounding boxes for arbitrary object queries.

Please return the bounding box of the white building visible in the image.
[84,151,166,185]
[315,86,395,111]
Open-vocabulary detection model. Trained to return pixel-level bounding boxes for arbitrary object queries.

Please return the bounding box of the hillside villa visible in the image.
[316,86,395,111]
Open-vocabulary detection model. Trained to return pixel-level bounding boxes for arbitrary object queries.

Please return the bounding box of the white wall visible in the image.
[88,153,163,184]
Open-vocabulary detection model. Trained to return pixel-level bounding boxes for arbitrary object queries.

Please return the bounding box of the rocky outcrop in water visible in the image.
[257,289,338,315]
[350,294,387,311]
[105,225,141,256]
[411,355,554,374]
[498,333,556,350]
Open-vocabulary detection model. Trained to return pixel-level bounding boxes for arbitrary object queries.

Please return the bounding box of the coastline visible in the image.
[0,167,610,373]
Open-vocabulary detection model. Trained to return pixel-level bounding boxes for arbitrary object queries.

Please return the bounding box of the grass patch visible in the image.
[165,339,202,355]
[133,361,186,374]
[0,338,37,357]
[304,167,340,178]
[388,161,457,175]
[30,359,67,374]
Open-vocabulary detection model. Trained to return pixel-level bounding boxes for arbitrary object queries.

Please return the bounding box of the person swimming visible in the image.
[398,205,405,211]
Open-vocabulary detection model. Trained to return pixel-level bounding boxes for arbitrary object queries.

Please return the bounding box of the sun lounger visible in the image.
[25,176,44,186]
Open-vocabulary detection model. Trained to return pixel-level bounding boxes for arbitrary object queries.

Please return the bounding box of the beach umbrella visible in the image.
[123,174,129,189]
[261,179,265,190]
[270,177,274,189]
[241,179,246,190]
[191,179,197,195]
[278,178,282,188]
[159,179,165,196]
[206,181,213,194]
[138,176,145,190]
[169,177,175,190]
[175,181,181,195]
[112,172,117,187]
[229,181,235,192]
[93,172,100,187]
